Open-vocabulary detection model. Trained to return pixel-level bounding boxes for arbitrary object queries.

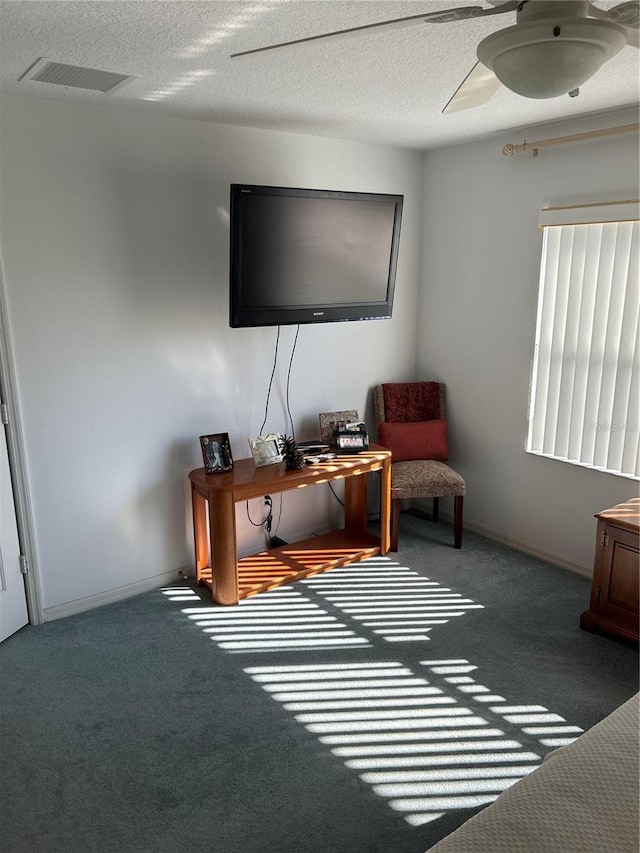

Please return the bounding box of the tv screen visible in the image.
[229,184,403,328]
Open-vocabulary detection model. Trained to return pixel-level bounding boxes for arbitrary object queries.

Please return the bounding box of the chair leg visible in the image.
[454,495,464,549]
[432,497,439,522]
[391,498,401,552]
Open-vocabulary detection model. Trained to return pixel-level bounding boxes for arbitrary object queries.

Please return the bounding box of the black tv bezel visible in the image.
[229,183,403,328]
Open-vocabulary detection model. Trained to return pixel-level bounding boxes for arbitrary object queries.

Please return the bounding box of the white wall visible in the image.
[419,107,639,573]
[0,95,422,616]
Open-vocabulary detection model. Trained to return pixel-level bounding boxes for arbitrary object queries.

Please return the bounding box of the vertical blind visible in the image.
[527,202,639,480]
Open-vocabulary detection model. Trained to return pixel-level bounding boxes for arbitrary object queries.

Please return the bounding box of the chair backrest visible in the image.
[373,382,446,424]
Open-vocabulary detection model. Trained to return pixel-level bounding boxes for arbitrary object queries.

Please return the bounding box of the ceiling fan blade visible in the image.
[589,1,639,28]
[589,0,639,45]
[442,61,501,112]
[231,3,519,60]
[624,25,640,45]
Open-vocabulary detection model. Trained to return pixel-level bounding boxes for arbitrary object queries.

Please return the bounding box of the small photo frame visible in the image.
[200,432,233,474]
[249,433,284,467]
[319,410,359,446]
[335,431,369,452]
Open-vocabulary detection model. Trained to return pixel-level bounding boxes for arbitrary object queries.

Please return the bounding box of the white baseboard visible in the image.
[43,568,188,622]
[44,521,342,621]
[412,499,592,579]
[43,506,593,622]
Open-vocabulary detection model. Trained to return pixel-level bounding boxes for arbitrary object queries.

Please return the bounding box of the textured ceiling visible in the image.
[0,0,638,150]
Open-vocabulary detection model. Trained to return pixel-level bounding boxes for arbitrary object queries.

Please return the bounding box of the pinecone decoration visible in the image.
[280,435,305,470]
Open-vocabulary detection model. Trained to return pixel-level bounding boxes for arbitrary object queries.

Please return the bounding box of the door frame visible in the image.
[0,256,43,626]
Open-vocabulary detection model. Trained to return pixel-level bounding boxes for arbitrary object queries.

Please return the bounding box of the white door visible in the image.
[0,421,28,641]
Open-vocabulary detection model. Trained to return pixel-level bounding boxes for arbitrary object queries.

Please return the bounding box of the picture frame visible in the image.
[249,433,284,467]
[335,427,369,453]
[319,410,359,446]
[200,432,233,474]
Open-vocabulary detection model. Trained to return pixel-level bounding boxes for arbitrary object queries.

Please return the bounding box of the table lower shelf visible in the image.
[198,528,382,602]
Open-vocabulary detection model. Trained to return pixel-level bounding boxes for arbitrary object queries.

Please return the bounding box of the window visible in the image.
[527,201,639,480]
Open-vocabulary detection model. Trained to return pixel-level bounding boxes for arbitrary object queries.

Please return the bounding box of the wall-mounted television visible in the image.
[229,184,403,328]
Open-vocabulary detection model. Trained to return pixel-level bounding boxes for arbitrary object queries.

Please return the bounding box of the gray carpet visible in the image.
[1,511,637,853]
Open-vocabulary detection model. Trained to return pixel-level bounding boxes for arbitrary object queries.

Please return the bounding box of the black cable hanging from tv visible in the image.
[259,325,280,435]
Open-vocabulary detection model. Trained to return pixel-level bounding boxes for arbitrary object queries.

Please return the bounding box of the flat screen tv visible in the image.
[229,184,403,328]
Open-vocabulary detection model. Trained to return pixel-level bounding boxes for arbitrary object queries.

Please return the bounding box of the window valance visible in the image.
[539,200,639,228]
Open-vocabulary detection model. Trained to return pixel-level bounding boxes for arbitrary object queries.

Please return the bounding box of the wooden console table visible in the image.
[188,445,391,605]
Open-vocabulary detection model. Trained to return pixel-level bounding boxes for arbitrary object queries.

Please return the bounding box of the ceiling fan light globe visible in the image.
[491,41,616,98]
[477,19,627,99]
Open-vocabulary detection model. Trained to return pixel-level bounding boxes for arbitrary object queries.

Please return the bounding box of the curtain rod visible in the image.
[502,123,639,157]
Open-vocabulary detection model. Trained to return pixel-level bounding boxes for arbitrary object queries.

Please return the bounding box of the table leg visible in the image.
[191,484,210,585]
[210,490,239,605]
[344,471,367,531]
[379,457,391,555]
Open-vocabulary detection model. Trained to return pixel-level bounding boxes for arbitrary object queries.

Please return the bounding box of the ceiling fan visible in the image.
[231,0,639,113]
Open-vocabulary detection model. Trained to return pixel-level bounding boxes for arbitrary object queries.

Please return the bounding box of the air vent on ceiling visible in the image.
[19,58,136,93]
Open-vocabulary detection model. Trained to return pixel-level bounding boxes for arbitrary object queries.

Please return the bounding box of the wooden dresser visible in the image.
[580,497,639,642]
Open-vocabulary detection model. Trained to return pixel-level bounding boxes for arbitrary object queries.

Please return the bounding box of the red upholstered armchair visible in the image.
[373,382,465,551]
